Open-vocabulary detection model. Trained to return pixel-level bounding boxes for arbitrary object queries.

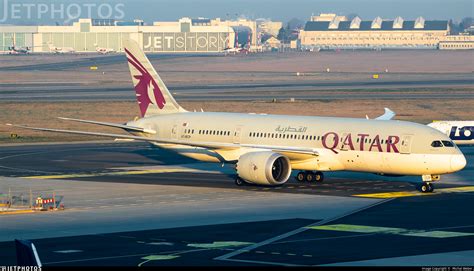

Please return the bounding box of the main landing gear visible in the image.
[235,177,245,186]
[296,171,324,183]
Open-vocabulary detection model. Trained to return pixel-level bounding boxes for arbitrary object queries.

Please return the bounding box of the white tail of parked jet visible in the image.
[124,39,186,117]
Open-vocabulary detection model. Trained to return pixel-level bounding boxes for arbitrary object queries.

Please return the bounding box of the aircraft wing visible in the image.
[374,108,396,120]
[6,124,319,159]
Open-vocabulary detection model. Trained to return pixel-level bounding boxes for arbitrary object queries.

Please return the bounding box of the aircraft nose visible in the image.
[451,154,467,172]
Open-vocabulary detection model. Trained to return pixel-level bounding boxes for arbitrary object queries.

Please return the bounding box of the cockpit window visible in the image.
[431,141,443,148]
[442,140,454,147]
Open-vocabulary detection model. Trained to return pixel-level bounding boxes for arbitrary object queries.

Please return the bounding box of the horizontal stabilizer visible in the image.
[58,117,156,134]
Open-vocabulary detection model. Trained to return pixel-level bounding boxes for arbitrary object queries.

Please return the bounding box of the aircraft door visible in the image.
[171,124,178,139]
[233,126,243,144]
[400,134,413,154]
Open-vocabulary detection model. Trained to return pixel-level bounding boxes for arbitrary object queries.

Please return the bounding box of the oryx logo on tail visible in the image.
[125,48,166,117]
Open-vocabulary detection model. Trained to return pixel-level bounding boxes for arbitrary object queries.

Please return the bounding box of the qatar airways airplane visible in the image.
[7,39,466,193]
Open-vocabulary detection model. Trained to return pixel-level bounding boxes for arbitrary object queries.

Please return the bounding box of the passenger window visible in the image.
[431,141,443,148]
[442,140,454,147]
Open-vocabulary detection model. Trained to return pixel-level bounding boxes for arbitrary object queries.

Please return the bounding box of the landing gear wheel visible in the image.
[305,172,314,182]
[428,183,434,192]
[314,171,324,182]
[296,172,306,182]
[235,177,245,186]
[420,182,433,193]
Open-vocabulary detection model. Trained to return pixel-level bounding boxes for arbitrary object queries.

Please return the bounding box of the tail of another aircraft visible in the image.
[123,38,185,117]
[15,239,42,267]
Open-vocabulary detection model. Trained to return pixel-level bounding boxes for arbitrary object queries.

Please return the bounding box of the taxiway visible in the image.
[0,141,473,266]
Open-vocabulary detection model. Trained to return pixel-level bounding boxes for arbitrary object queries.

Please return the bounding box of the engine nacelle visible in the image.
[236,151,292,186]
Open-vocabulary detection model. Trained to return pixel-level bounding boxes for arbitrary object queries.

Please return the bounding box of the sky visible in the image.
[1,0,472,25]
[125,0,473,22]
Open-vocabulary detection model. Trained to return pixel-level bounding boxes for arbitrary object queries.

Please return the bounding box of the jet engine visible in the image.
[236,151,292,186]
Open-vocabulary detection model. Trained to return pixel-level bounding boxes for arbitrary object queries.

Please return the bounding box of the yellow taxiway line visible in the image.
[307,224,474,238]
[0,209,35,215]
[354,186,474,199]
[23,168,200,180]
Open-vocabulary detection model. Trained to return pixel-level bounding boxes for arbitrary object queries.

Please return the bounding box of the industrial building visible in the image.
[439,34,474,50]
[257,19,283,37]
[299,13,457,50]
[2,14,471,53]
[0,17,238,53]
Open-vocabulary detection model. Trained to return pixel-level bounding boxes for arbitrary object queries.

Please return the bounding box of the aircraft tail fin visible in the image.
[15,239,42,267]
[123,38,185,117]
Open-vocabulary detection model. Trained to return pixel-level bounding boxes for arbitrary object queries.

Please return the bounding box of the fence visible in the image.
[0,188,63,211]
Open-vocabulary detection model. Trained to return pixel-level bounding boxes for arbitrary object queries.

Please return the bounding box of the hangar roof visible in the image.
[304,20,448,31]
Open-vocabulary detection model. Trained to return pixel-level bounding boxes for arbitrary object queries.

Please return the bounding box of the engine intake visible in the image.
[236,151,292,186]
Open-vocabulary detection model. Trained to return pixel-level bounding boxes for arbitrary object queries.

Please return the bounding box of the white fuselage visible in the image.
[428,121,474,145]
[128,112,466,177]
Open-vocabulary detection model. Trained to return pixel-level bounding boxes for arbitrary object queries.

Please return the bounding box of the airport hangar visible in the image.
[2,14,473,53]
[298,14,474,51]
[0,17,247,53]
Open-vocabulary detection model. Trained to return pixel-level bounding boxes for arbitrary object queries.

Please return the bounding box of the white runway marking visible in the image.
[215,198,393,266]
[54,250,83,254]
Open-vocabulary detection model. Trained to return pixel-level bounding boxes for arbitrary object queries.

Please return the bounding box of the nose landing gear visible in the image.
[419,175,440,193]
[420,182,434,193]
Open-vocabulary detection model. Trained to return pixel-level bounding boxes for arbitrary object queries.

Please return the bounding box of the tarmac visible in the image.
[0,50,473,266]
[1,76,473,102]
[0,141,473,266]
